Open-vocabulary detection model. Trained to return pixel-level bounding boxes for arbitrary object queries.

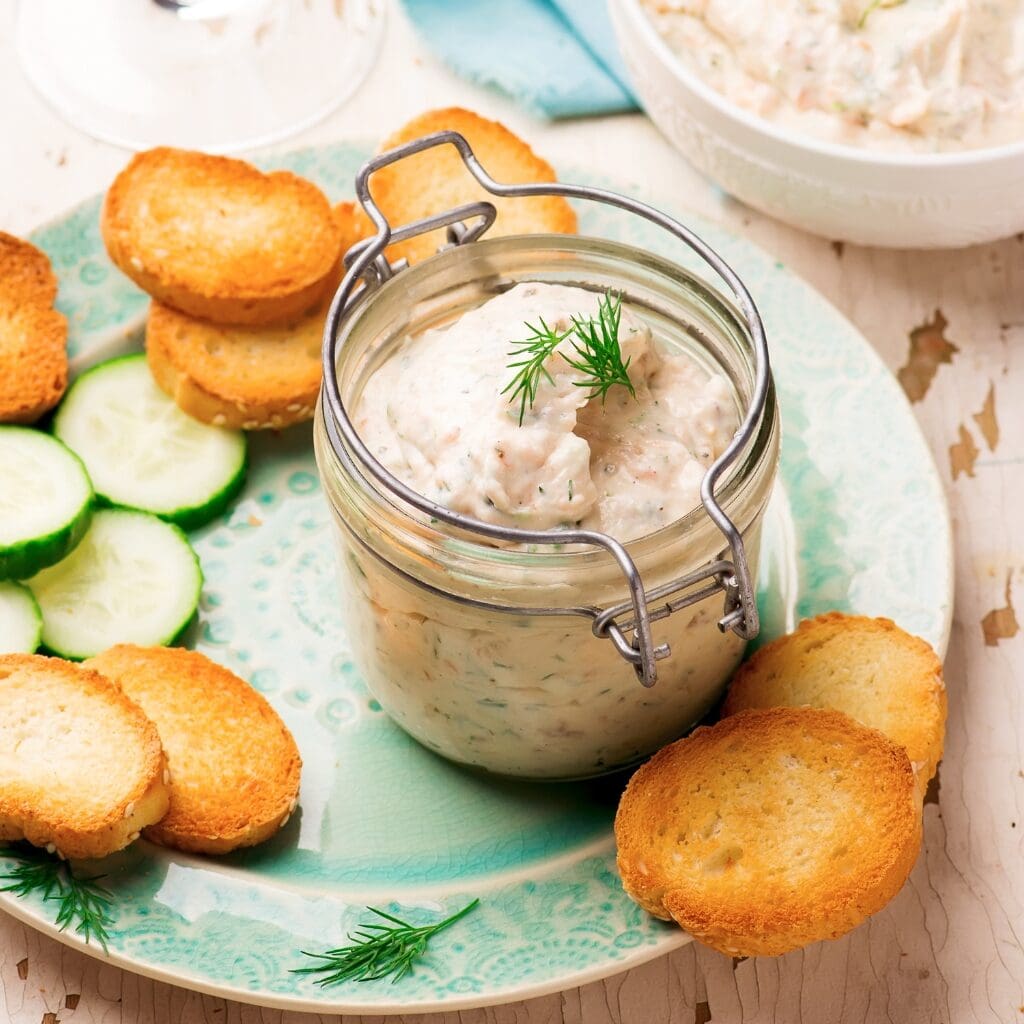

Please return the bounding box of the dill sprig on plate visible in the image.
[0,843,114,951]
[293,899,480,986]
[502,291,635,425]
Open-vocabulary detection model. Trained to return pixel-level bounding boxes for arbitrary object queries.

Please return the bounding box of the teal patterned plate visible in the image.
[0,142,952,1014]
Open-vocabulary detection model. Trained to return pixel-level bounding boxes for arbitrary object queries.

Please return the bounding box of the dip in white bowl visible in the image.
[612,0,1024,247]
[644,0,1024,154]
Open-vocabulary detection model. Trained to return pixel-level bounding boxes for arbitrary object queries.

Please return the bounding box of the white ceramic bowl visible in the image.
[610,0,1024,249]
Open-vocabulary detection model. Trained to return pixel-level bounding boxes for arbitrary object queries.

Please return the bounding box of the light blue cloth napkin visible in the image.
[401,0,638,119]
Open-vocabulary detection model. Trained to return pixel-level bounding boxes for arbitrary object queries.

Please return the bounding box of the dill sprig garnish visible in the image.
[502,317,574,426]
[502,291,635,425]
[0,843,113,951]
[293,899,480,986]
[857,0,906,29]
[564,292,636,405]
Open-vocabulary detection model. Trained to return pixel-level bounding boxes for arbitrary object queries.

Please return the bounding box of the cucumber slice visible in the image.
[26,508,202,660]
[0,427,93,580]
[54,354,247,532]
[0,581,42,653]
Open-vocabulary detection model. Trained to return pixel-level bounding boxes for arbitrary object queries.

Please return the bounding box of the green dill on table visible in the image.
[294,899,480,986]
[502,291,635,425]
[1,842,480,988]
[0,843,114,951]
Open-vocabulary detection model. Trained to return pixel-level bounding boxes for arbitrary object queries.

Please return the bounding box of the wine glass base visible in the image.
[16,0,386,153]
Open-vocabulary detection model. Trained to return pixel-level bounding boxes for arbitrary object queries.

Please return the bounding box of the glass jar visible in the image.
[314,234,779,780]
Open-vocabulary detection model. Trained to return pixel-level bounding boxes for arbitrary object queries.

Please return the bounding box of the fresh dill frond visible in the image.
[503,291,635,424]
[857,0,906,29]
[502,317,573,426]
[564,292,636,404]
[293,899,480,986]
[0,843,113,951]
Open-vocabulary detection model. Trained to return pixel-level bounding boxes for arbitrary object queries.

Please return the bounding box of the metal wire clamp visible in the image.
[320,130,771,688]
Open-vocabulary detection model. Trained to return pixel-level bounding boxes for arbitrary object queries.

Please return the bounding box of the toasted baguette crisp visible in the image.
[145,299,324,430]
[86,645,301,855]
[722,613,946,787]
[333,198,373,255]
[0,654,169,860]
[371,108,577,265]
[102,148,341,326]
[0,234,68,424]
[144,202,368,430]
[615,707,922,957]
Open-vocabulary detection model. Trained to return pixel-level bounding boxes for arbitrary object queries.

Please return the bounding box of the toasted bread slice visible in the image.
[144,201,368,430]
[0,234,68,424]
[722,613,946,787]
[0,232,58,307]
[145,299,323,430]
[615,707,921,957]
[371,108,577,265]
[0,654,169,860]
[101,148,341,326]
[333,199,373,256]
[86,645,301,855]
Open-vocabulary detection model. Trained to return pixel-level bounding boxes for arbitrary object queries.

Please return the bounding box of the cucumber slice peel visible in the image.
[0,427,93,580]
[0,581,42,653]
[26,508,202,660]
[54,354,247,532]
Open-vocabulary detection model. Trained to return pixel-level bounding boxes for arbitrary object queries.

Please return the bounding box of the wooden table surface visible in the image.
[2,3,1022,1022]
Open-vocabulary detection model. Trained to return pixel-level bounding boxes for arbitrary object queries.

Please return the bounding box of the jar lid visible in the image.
[320,130,771,688]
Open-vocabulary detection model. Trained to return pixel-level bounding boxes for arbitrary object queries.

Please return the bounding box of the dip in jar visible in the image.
[315,235,779,780]
[643,0,1024,153]
[355,282,737,542]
